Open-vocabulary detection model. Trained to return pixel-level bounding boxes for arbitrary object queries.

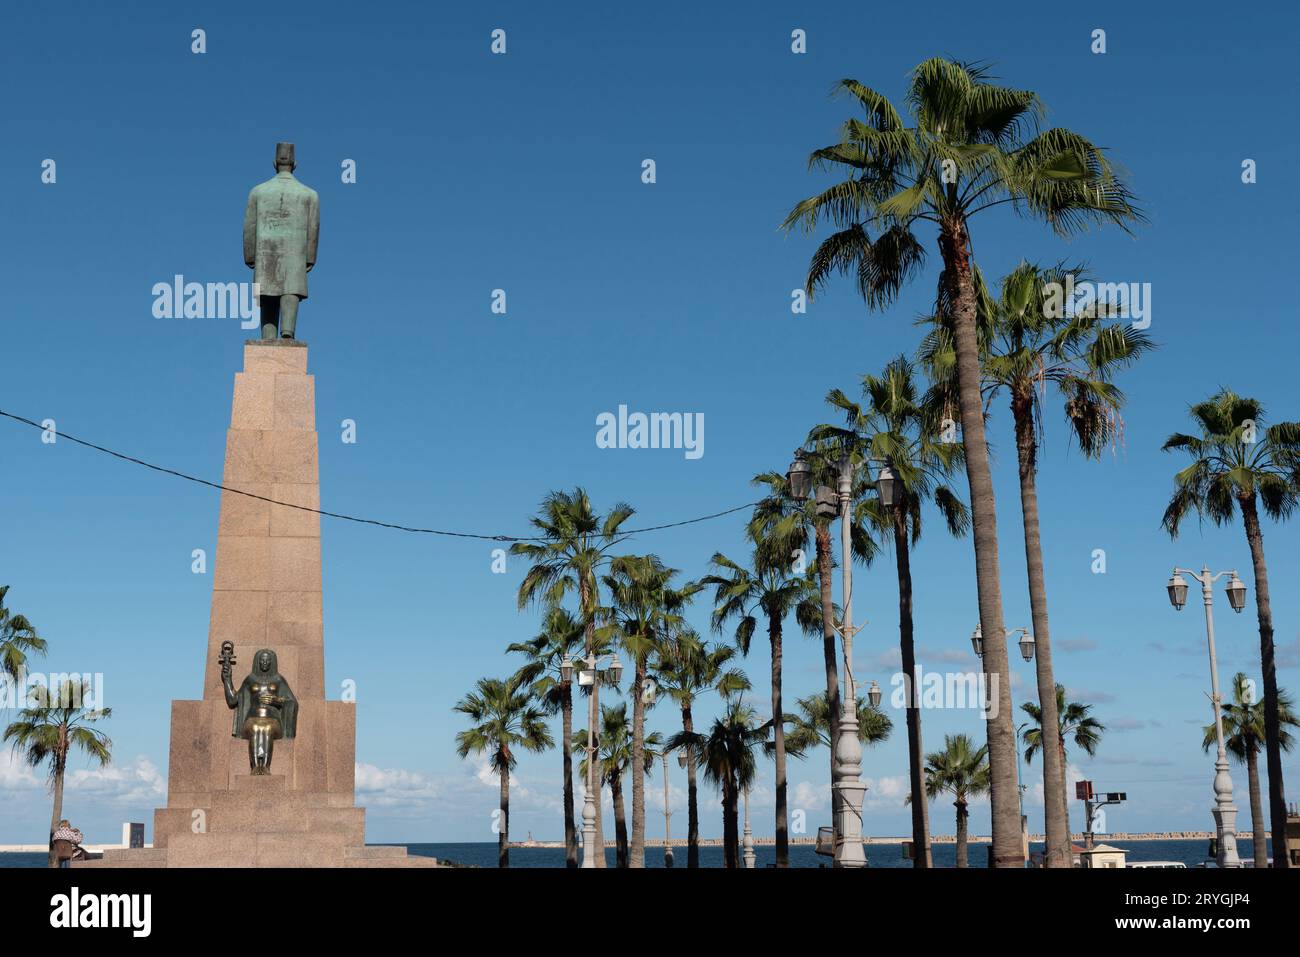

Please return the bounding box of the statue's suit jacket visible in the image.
[243,171,319,299]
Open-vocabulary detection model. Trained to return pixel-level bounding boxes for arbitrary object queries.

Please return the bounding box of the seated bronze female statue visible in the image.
[220,644,298,774]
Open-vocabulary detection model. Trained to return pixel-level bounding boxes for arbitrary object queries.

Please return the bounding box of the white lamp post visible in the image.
[973,624,1033,866]
[742,786,757,869]
[662,751,673,868]
[1167,566,1246,868]
[787,448,896,868]
[566,652,623,868]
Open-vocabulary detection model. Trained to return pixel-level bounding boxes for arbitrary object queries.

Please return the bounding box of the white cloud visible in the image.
[792,779,829,810]
[355,762,444,811]
[863,774,908,809]
[0,750,162,807]
[0,749,42,792]
[65,756,164,806]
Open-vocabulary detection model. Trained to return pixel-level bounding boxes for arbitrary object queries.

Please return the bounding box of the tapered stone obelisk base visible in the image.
[81,341,435,867]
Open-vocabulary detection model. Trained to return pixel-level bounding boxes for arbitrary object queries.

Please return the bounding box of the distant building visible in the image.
[1074,842,1127,869]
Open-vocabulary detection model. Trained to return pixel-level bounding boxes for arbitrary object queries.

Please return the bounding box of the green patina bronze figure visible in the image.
[242,142,319,340]
[220,643,298,774]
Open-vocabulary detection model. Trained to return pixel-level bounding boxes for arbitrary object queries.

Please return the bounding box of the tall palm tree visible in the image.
[747,458,872,846]
[699,697,768,868]
[576,702,664,868]
[702,549,820,867]
[656,631,749,867]
[917,733,990,868]
[600,554,697,867]
[812,355,968,868]
[783,58,1141,865]
[453,676,553,869]
[1162,389,1300,867]
[1201,673,1297,867]
[1021,683,1105,840]
[921,263,1154,866]
[785,690,892,755]
[506,605,585,867]
[4,679,111,867]
[0,585,46,686]
[511,488,633,867]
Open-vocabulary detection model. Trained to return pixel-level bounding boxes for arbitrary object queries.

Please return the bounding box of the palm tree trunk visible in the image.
[938,216,1019,867]
[955,799,969,868]
[769,612,788,867]
[611,774,628,867]
[683,704,699,868]
[629,657,647,868]
[1246,744,1268,868]
[562,683,577,868]
[893,506,933,868]
[1239,493,1289,867]
[498,745,510,869]
[723,780,739,868]
[1011,389,1069,868]
[47,752,66,868]
[815,522,842,843]
[1060,739,1072,842]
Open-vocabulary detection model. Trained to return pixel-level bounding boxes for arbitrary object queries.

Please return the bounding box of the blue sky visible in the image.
[2,0,1298,846]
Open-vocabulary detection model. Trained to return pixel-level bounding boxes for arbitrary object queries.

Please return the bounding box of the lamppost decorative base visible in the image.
[1210,805,1242,868]
[833,781,868,868]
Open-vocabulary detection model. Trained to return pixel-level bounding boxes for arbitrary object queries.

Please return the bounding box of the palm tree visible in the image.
[1021,683,1105,840]
[917,734,990,868]
[702,548,820,867]
[511,488,634,867]
[699,697,768,868]
[656,631,749,867]
[0,585,46,686]
[921,263,1154,867]
[576,702,664,868]
[600,554,697,867]
[785,690,892,756]
[783,58,1141,865]
[1201,673,1297,867]
[747,458,872,846]
[1162,389,1300,867]
[4,678,111,867]
[812,355,968,868]
[453,676,553,869]
[506,605,585,867]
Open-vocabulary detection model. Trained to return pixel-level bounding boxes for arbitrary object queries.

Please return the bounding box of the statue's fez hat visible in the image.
[274,142,296,171]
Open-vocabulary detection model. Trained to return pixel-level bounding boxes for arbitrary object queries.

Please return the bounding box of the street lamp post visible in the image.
[742,786,757,869]
[974,624,1033,865]
[562,652,623,869]
[788,448,896,868]
[1167,566,1247,868]
[662,751,673,868]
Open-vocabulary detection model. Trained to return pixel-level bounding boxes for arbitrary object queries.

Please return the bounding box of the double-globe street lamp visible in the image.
[1167,565,1248,868]
[561,651,623,868]
[787,448,896,868]
[971,623,1035,663]
[973,624,1034,864]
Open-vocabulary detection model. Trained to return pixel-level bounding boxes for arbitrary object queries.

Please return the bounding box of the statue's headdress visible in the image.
[274,142,296,172]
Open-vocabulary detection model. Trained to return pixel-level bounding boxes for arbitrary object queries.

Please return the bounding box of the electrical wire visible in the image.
[0,409,760,542]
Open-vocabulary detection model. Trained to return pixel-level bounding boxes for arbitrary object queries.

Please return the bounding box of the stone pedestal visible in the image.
[79,341,435,868]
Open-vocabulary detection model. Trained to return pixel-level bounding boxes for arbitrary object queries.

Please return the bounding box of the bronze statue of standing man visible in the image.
[243,143,319,340]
